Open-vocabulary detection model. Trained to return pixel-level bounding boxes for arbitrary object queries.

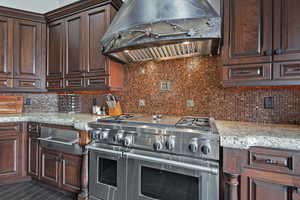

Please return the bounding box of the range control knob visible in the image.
[201,145,211,155]
[91,129,101,140]
[114,130,124,142]
[188,141,198,153]
[153,141,163,151]
[100,129,110,140]
[165,137,175,150]
[123,135,133,147]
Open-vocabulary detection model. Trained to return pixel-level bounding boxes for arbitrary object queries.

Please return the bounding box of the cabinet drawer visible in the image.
[65,78,84,89]
[249,147,294,173]
[0,79,13,88]
[14,79,41,89]
[274,61,300,80]
[223,64,272,81]
[47,79,63,90]
[85,76,107,88]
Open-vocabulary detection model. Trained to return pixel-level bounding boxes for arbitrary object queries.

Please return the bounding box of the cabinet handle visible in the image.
[265,159,278,165]
[263,49,273,56]
[274,48,284,55]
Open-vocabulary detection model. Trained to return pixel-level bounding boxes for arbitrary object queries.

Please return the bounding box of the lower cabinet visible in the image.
[40,147,82,193]
[223,147,300,200]
[0,123,27,184]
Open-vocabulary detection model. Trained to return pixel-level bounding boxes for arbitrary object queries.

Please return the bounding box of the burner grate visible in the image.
[175,117,211,131]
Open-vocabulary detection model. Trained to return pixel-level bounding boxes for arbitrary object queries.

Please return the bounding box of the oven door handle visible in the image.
[38,137,78,146]
[86,146,123,156]
[124,152,219,175]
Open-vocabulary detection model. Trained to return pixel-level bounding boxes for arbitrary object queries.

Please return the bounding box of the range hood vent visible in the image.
[101,0,221,64]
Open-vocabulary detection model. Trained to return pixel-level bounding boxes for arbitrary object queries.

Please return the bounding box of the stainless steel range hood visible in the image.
[101,0,221,64]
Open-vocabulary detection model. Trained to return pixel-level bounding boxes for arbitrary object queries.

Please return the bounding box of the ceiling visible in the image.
[0,0,79,13]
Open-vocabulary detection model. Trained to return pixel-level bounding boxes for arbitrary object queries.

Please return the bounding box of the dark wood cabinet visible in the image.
[223,147,300,200]
[46,0,123,91]
[0,16,13,88]
[223,0,273,65]
[61,153,82,192]
[28,123,39,178]
[0,7,46,91]
[222,0,300,86]
[273,0,300,62]
[40,148,61,187]
[0,123,28,184]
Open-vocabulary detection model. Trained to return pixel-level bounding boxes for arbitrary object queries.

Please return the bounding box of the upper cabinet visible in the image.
[222,0,300,87]
[0,8,46,92]
[223,0,273,65]
[46,0,123,91]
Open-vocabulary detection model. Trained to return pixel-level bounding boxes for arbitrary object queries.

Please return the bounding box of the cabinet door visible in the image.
[274,0,300,61]
[0,16,13,80]
[28,137,39,178]
[241,168,297,200]
[0,124,19,180]
[40,148,61,187]
[61,153,82,192]
[13,19,44,89]
[47,19,65,81]
[65,13,85,79]
[223,0,273,65]
[84,6,108,78]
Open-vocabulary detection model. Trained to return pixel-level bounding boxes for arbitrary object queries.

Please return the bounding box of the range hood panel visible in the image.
[102,0,221,64]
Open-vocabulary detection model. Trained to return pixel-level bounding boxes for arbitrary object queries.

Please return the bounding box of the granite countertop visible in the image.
[0,112,106,131]
[216,120,300,151]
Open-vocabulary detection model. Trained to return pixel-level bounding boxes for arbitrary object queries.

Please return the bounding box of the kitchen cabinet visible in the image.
[223,147,300,200]
[0,123,28,184]
[40,147,82,193]
[222,0,300,86]
[40,148,61,187]
[223,0,273,65]
[0,7,46,91]
[46,19,65,90]
[46,0,123,91]
[28,123,40,179]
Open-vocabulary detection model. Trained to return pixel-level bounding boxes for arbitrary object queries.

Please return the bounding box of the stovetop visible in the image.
[96,114,214,132]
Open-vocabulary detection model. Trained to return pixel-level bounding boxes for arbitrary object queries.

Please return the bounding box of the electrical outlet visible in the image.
[264,97,274,109]
[25,98,32,105]
[160,81,171,92]
[139,99,145,107]
[187,100,195,107]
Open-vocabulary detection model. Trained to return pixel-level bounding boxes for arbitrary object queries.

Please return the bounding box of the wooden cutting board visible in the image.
[0,96,23,114]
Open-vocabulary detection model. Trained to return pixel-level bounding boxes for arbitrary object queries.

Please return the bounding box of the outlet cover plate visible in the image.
[264,97,274,109]
[187,100,195,107]
[25,98,32,105]
[139,99,145,107]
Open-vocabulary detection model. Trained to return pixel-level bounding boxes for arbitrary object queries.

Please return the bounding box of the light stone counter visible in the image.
[0,112,106,131]
[216,120,300,151]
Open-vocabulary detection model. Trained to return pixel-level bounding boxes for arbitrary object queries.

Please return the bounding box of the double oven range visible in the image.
[87,114,220,200]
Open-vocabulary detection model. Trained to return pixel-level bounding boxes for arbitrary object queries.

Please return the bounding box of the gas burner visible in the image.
[98,114,135,122]
[175,117,211,131]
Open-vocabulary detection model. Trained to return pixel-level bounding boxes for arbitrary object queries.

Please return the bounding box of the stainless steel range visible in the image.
[87,114,220,200]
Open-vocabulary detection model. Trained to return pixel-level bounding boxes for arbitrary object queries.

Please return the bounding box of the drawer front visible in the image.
[274,61,300,80]
[14,79,41,89]
[249,147,293,173]
[85,76,107,88]
[47,79,63,90]
[223,64,272,81]
[65,78,84,89]
[0,79,13,88]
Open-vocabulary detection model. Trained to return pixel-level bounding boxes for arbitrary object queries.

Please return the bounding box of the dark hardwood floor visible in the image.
[0,181,74,200]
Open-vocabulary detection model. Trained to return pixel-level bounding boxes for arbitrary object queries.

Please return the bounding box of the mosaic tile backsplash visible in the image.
[117,56,300,124]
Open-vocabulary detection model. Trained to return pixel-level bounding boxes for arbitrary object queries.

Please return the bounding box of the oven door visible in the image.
[88,145,127,200]
[124,150,219,200]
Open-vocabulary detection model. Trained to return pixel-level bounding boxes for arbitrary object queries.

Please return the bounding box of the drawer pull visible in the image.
[265,159,278,165]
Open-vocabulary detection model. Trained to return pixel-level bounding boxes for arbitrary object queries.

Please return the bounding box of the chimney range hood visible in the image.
[101,0,221,64]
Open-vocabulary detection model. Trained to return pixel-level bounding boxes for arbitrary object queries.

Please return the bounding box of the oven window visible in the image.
[141,166,198,200]
[98,158,117,187]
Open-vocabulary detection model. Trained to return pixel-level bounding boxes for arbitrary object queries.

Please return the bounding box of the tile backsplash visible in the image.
[118,56,300,124]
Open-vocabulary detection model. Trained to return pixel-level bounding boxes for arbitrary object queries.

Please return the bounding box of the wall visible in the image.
[118,56,300,124]
[0,0,79,13]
